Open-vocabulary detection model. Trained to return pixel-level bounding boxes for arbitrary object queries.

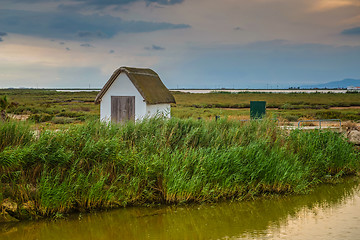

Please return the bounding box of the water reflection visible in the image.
[1,178,359,240]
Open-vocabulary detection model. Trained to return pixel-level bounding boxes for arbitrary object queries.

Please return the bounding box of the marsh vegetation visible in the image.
[0,89,359,221]
[0,89,360,125]
[0,118,359,220]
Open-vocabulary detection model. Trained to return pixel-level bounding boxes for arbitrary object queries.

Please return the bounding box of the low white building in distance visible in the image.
[347,86,360,92]
[95,66,176,123]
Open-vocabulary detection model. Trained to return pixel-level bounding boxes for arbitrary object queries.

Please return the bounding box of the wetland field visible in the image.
[0,117,359,220]
[1,89,360,125]
[0,89,360,239]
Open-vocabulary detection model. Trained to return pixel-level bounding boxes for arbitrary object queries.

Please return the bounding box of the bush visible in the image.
[28,113,54,123]
[315,111,341,119]
[284,115,299,122]
[51,117,75,124]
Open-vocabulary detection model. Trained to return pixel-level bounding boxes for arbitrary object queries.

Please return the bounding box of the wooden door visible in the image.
[111,96,135,123]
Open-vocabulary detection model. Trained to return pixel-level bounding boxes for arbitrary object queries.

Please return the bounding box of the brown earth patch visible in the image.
[330,106,360,110]
[222,108,279,110]
[8,114,30,121]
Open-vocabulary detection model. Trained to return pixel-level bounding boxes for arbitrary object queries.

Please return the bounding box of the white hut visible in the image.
[95,66,176,123]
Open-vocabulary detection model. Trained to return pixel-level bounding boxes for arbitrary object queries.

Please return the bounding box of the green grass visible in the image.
[0,120,33,151]
[0,89,99,125]
[171,105,360,122]
[1,90,360,125]
[171,91,360,121]
[0,118,359,220]
[173,91,360,109]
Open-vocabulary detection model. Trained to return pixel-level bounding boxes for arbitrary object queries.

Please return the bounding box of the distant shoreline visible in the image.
[170,89,349,94]
[0,88,356,94]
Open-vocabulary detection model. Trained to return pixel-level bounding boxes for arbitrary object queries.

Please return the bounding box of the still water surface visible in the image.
[173,89,348,94]
[1,178,360,240]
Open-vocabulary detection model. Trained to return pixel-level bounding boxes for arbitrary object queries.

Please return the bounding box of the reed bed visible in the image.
[2,90,360,124]
[0,118,359,220]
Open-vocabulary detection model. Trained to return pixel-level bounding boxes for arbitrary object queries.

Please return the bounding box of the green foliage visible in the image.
[0,96,9,110]
[315,111,341,119]
[51,117,74,124]
[0,120,33,151]
[1,89,360,123]
[0,89,99,124]
[29,113,54,123]
[173,92,360,110]
[0,118,359,220]
[284,115,300,122]
[172,92,360,121]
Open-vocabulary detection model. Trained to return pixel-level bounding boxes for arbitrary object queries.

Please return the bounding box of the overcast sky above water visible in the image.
[0,0,360,89]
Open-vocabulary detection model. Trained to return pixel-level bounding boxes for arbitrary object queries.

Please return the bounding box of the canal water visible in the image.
[1,177,360,240]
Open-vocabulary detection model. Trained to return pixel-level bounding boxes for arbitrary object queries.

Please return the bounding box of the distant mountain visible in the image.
[301,78,360,89]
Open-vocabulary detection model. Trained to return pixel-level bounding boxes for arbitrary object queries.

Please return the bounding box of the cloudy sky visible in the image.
[0,0,360,89]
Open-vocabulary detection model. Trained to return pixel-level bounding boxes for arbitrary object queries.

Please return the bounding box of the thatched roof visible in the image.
[95,67,176,104]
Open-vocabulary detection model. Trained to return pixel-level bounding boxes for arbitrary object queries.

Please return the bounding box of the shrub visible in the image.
[28,113,54,123]
[51,117,75,124]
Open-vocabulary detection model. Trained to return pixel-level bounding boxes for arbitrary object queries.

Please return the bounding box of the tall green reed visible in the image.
[0,117,358,219]
[0,120,33,151]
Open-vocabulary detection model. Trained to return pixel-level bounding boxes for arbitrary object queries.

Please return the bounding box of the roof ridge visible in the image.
[120,67,157,77]
[95,67,175,104]
[129,72,158,77]
[120,66,158,77]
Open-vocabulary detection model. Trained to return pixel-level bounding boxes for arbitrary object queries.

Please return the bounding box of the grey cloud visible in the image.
[234,27,243,31]
[0,0,56,2]
[72,0,138,6]
[80,43,94,47]
[146,0,184,5]
[109,50,115,54]
[72,0,184,7]
[1,0,184,4]
[145,44,165,50]
[0,9,190,40]
[0,32,7,42]
[77,31,106,39]
[57,3,85,12]
[66,47,70,51]
[59,42,65,44]
[57,0,183,11]
[341,27,360,35]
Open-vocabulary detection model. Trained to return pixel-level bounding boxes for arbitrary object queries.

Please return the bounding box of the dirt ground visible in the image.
[8,114,30,121]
